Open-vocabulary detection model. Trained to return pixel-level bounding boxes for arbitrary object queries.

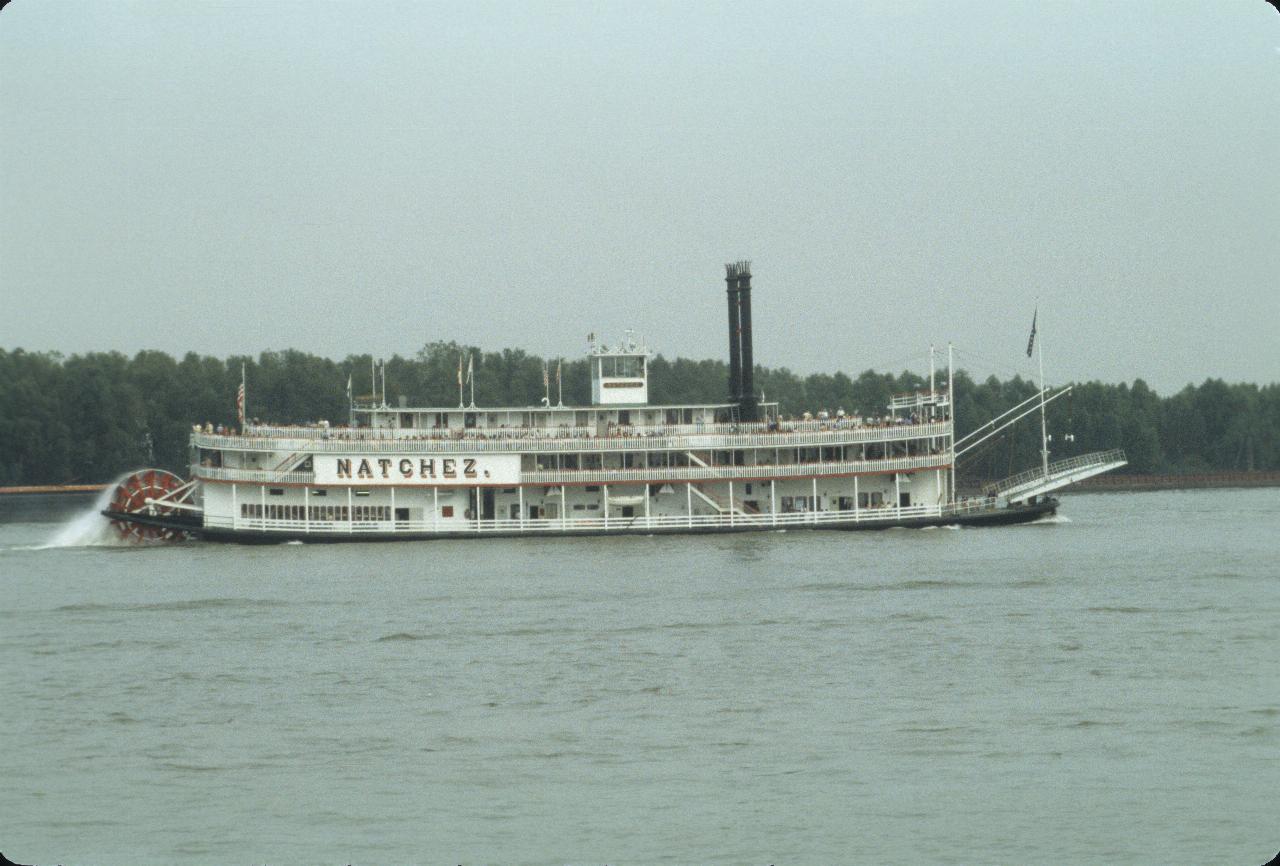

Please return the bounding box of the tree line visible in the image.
[1,343,1276,487]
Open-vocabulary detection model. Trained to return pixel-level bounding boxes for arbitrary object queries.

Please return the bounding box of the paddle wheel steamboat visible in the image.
[104,263,1126,542]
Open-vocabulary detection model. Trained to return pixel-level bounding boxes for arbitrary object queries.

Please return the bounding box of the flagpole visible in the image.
[929,344,935,399]
[468,354,475,408]
[556,359,563,407]
[241,362,247,429]
[1036,308,1049,479]
[947,342,955,506]
[458,355,464,409]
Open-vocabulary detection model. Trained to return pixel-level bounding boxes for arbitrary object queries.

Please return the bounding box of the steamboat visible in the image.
[103,263,1126,542]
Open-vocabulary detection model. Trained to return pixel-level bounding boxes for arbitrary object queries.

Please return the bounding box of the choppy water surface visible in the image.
[1,489,1276,865]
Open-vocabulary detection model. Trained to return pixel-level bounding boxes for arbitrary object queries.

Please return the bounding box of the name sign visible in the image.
[313,454,520,486]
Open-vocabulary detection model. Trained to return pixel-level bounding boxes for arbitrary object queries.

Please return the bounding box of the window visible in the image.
[441,506,454,518]
[269,488,284,496]
[313,489,327,497]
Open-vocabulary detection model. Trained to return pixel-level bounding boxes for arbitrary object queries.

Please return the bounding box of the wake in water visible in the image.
[1023,512,1073,526]
[37,476,133,549]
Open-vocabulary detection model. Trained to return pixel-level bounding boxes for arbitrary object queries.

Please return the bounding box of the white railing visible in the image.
[244,416,925,439]
[202,499,995,535]
[889,390,949,409]
[191,421,952,455]
[190,465,314,484]
[523,453,950,484]
[189,453,950,486]
[983,449,1127,496]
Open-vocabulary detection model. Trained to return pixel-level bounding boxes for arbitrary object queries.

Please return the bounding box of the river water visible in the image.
[1,489,1276,865]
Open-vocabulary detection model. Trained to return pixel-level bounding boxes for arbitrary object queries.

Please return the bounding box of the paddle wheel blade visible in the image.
[106,469,191,542]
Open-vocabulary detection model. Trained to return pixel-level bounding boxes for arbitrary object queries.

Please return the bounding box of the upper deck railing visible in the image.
[888,389,949,410]
[191,419,953,455]
[190,451,952,486]
[244,416,932,439]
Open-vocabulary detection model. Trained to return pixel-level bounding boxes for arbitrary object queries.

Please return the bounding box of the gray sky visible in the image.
[2,0,1277,394]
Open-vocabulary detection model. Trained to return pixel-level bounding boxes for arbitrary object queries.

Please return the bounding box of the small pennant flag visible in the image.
[346,374,352,403]
[1026,309,1037,358]
[457,354,463,386]
[555,359,562,386]
[466,353,474,384]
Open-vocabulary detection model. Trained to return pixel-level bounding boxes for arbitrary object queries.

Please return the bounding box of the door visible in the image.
[482,489,496,520]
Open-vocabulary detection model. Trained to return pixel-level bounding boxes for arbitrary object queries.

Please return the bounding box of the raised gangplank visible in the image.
[984,449,1128,504]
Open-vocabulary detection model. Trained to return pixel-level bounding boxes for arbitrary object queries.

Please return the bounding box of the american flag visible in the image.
[1026,309,1037,358]
[236,381,245,425]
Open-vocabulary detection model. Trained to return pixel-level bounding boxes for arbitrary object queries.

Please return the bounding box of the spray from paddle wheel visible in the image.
[107,469,197,542]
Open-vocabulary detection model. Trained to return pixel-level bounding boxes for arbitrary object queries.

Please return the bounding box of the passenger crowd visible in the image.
[197,409,949,443]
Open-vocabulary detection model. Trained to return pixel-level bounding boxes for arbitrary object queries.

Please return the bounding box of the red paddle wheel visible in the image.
[108,469,189,541]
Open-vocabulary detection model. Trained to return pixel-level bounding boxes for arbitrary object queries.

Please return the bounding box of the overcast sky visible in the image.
[2,0,1277,394]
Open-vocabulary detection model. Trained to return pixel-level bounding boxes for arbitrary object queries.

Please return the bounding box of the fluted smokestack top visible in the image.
[725,260,752,280]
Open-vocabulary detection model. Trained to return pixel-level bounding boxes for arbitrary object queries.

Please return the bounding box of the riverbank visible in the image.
[1067,470,1280,492]
[0,484,108,495]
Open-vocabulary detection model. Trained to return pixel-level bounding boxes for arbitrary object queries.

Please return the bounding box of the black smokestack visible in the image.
[726,262,742,406]
[737,262,757,422]
[724,260,757,422]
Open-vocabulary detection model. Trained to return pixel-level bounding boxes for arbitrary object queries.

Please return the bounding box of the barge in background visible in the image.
[103,262,1126,542]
